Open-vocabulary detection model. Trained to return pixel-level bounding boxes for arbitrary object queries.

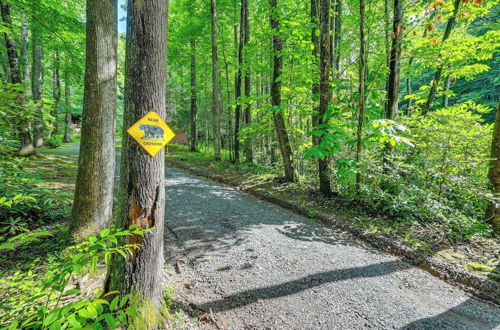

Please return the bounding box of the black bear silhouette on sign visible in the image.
[139,124,164,140]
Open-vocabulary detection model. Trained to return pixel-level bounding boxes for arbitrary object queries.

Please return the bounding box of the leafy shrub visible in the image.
[45,134,64,149]
[359,102,493,239]
[0,157,72,229]
[0,226,147,329]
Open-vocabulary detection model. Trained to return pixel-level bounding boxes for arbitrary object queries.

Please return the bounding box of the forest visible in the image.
[0,0,499,328]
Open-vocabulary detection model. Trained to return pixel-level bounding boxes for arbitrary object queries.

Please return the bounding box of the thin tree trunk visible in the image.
[105,0,167,307]
[21,13,29,87]
[234,0,244,163]
[243,0,252,163]
[384,0,404,120]
[210,0,222,161]
[269,0,296,182]
[63,82,73,143]
[221,26,234,161]
[405,57,413,115]
[190,39,198,152]
[1,3,34,156]
[487,103,500,234]
[52,52,61,136]
[356,0,366,188]
[332,0,342,78]
[69,0,117,240]
[422,0,460,115]
[443,75,451,107]
[318,0,331,195]
[32,27,44,147]
[311,0,319,149]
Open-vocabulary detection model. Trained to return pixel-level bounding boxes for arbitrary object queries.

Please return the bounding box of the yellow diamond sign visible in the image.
[127,111,175,157]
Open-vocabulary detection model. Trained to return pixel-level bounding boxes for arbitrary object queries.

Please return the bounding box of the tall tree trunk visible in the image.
[318,0,331,195]
[221,26,234,161]
[69,0,117,241]
[405,57,413,115]
[234,0,244,163]
[243,0,252,163]
[52,52,61,136]
[269,0,296,182]
[1,2,35,156]
[487,103,500,234]
[356,0,366,188]
[63,82,73,143]
[21,13,30,87]
[384,0,404,120]
[311,0,319,149]
[210,0,222,161]
[332,0,342,78]
[443,75,451,107]
[105,0,167,307]
[190,39,198,152]
[422,0,460,115]
[32,27,44,147]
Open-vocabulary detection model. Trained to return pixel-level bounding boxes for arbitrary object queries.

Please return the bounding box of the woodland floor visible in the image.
[24,143,500,329]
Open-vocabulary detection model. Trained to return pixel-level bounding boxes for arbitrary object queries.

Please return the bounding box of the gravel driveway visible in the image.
[164,167,499,329]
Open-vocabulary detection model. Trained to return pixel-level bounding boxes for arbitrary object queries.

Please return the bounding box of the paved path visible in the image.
[164,168,500,330]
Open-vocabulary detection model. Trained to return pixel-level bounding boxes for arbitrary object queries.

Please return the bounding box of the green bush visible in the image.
[0,157,72,230]
[45,135,64,149]
[359,102,493,240]
[0,226,148,329]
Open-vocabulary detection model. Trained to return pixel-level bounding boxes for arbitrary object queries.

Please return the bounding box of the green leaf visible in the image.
[126,306,139,318]
[64,289,81,295]
[43,310,59,326]
[119,294,129,308]
[100,228,111,238]
[86,304,98,318]
[110,296,119,311]
[7,320,18,330]
[67,314,82,328]
[77,308,93,319]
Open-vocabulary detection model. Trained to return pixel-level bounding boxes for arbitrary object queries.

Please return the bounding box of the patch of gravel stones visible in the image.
[163,168,500,329]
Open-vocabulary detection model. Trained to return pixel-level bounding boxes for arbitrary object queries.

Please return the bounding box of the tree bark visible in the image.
[51,52,61,136]
[443,75,451,107]
[234,0,244,163]
[318,0,331,195]
[356,0,366,188]
[69,0,117,241]
[405,57,413,115]
[269,0,296,182]
[32,28,44,147]
[487,103,500,234]
[190,39,198,152]
[21,13,30,87]
[422,0,460,115]
[63,82,73,143]
[311,0,319,149]
[243,0,252,163]
[1,2,35,156]
[105,0,167,307]
[332,0,342,78]
[210,0,222,161]
[384,0,404,120]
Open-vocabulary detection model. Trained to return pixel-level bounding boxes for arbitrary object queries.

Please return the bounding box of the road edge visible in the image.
[166,159,500,306]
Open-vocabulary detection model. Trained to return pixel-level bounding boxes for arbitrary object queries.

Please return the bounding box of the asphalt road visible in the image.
[164,167,500,330]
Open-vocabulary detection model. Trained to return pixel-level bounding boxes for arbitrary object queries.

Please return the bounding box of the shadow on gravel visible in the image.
[400,298,499,329]
[165,169,371,262]
[198,260,411,313]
